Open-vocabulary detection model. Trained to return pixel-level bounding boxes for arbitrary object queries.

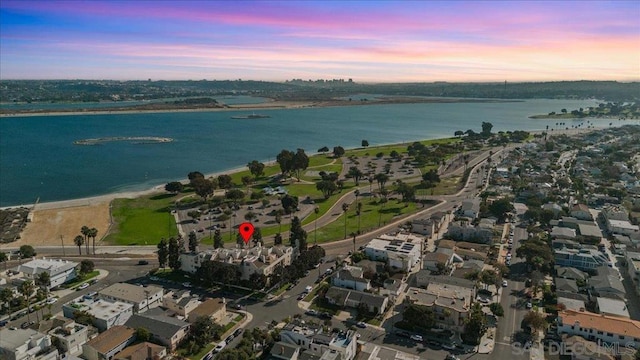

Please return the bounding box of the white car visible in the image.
[305,286,313,293]
[213,341,226,353]
[502,280,508,287]
[46,297,58,305]
[410,334,423,342]
[77,283,89,290]
[526,302,533,309]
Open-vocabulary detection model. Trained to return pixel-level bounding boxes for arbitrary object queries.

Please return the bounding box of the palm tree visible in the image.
[0,252,7,270]
[368,177,373,193]
[89,228,98,255]
[342,203,349,239]
[19,280,35,322]
[74,235,84,255]
[357,202,363,234]
[275,210,283,234]
[350,232,357,253]
[374,172,389,191]
[36,272,51,318]
[81,226,90,254]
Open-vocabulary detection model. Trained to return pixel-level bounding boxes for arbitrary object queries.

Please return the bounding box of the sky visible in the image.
[0,0,639,82]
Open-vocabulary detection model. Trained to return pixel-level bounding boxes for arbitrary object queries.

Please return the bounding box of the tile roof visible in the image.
[124,308,189,340]
[188,298,226,319]
[115,342,166,360]
[559,310,640,339]
[85,325,135,354]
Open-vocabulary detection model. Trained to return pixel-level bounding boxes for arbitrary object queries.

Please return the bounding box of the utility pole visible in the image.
[60,235,66,256]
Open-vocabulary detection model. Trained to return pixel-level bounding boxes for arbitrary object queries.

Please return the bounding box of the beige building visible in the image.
[163,290,201,317]
[82,326,136,360]
[406,284,473,331]
[179,244,293,282]
[188,298,227,324]
[48,319,89,356]
[98,283,163,313]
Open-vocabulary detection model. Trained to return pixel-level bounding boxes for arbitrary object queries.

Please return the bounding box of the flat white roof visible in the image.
[16,258,78,276]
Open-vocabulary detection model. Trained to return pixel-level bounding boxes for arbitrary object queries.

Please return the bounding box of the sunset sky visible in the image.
[1,0,638,82]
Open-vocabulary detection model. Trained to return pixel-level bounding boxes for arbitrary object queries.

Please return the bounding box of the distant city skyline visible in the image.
[1,0,638,82]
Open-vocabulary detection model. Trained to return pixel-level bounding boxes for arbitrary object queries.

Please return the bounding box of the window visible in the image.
[597,331,603,335]
[619,335,624,340]
[607,333,613,337]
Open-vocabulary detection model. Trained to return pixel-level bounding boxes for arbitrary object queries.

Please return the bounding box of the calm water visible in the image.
[0,98,627,206]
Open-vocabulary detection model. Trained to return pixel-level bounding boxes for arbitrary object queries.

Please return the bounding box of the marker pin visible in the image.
[238,222,255,245]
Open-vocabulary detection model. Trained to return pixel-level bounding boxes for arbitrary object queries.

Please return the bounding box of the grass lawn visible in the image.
[63,271,99,288]
[416,175,463,196]
[309,199,418,243]
[185,343,215,360]
[105,193,179,245]
[345,138,460,158]
[272,282,291,296]
[154,268,191,283]
[308,155,338,168]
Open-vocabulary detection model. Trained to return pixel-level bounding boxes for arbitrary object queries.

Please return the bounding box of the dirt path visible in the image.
[0,201,111,249]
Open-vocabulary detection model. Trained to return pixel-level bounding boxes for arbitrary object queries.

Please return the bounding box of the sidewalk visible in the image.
[50,268,109,299]
[477,326,496,354]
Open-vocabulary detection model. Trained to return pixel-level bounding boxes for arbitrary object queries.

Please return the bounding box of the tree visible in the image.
[318,146,329,154]
[74,235,84,255]
[422,169,441,184]
[19,244,36,258]
[374,172,389,190]
[225,189,245,201]
[481,121,493,137]
[80,260,94,274]
[347,166,364,185]
[217,174,233,189]
[135,327,152,342]
[292,148,309,181]
[523,311,547,333]
[276,149,295,176]
[188,171,204,182]
[190,316,222,346]
[188,231,198,252]
[333,146,345,158]
[480,269,501,287]
[89,227,98,255]
[191,178,216,200]
[462,303,487,345]
[157,238,169,268]
[290,216,307,250]
[488,198,515,222]
[455,130,464,137]
[19,280,35,322]
[0,252,6,270]
[81,225,91,254]
[35,272,50,291]
[247,160,265,179]
[72,310,95,326]
[489,303,504,317]
[316,180,338,199]
[516,237,553,273]
[395,181,415,202]
[252,227,263,245]
[402,304,435,330]
[361,140,369,148]
[165,181,183,194]
[281,195,299,215]
[168,237,181,270]
[0,288,13,314]
[213,229,224,249]
[274,233,283,246]
[275,210,283,233]
[342,203,349,239]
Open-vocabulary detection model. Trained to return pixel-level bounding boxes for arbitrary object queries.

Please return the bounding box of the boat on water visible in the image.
[231,113,271,119]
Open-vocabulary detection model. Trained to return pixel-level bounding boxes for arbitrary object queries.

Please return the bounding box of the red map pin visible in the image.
[238,222,255,245]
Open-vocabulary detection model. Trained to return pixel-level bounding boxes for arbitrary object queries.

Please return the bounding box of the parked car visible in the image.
[396,330,410,338]
[356,322,367,328]
[526,301,533,309]
[305,309,318,316]
[304,285,313,293]
[213,341,226,353]
[0,320,8,327]
[137,260,149,265]
[46,297,58,305]
[182,282,192,288]
[502,280,508,287]
[319,312,332,320]
[442,343,456,350]
[410,334,424,342]
[446,354,461,360]
[297,294,306,301]
[77,282,89,290]
[20,321,35,329]
[233,328,243,337]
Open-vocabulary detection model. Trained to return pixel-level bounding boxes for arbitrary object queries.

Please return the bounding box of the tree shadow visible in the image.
[150,193,176,201]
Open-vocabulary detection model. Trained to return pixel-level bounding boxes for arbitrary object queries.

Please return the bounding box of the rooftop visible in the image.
[559,310,640,339]
[65,296,133,320]
[100,283,163,304]
[406,285,472,313]
[15,258,78,276]
[596,297,630,318]
[85,325,135,354]
[0,328,47,351]
[189,298,226,319]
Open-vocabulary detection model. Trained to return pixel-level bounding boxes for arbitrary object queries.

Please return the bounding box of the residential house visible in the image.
[179,244,294,283]
[82,326,136,360]
[606,219,640,238]
[625,252,640,295]
[459,199,480,219]
[560,335,617,360]
[554,248,610,271]
[542,203,563,217]
[555,266,588,282]
[63,296,134,332]
[422,252,455,273]
[13,258,78,289]
[124,308,190,351]
[99,283,163,314]
[557,310,640,349]
[551,227,577,240]
[590,266,626,301]
[279,320,358,360]
[324,286,388,315]
[364,233,423,272]
[114,342,166,360]
[430,212,448,233]
[48,319,90,356]
[557,297,586,312]
[411,218,435,236]
[451,259,486,280]
[331,265,371,292]
[268,342,300,360]
[405,284,473,331]
[596,297,630,318]
[600,206,629,222]
[571,204,593,221]
[555,278,580,293]
[187,298,227,324]
[162,290,201,317]
[445,220,493,244]
[414,272,477,295]
[0,328,57,360]
[578,224,604,243]
[552,239,581,251]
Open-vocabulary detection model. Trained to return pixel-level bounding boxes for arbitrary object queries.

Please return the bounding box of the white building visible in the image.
[626,252,640,295]
[279,320,358,360]
[13,258,78,289]
[607,219,640,237]
[98,283,163,313]
[331,265,370,292]
[179,244,293,282]
[459,199,481,219]
[557,310,640,349]
[163,290,201,317]
[62,296,133,332]
[411,218,435,236]
[364,233,422,272]
[0,328,57,360]
[48,320,89,356]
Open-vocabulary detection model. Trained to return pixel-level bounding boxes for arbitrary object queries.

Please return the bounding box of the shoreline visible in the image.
[0,126,600,212]
[0,97,518,118]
